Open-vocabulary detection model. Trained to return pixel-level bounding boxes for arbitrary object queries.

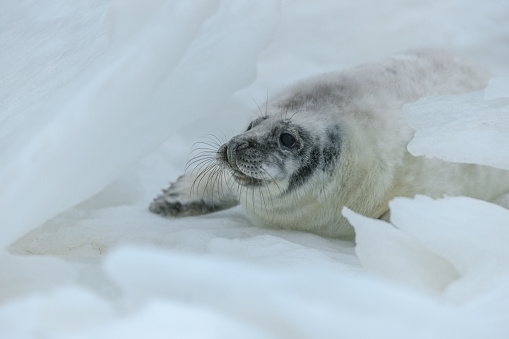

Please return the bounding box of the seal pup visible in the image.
[149,49,509,238]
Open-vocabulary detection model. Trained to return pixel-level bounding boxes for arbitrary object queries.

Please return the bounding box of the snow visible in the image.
[0,0,279,248]
[345,196,509,336]
[484,77,509,101]
[405,79,509,170]
[1,0,509,338]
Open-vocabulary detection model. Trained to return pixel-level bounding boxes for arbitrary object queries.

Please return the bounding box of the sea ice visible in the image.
[0,0,279,247]
[484,77,509,100]
[344,195,509,337]
[405,78,509,170]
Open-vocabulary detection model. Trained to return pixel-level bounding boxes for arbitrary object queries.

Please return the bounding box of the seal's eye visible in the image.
[280,133,296,148]
[246,122,253,131]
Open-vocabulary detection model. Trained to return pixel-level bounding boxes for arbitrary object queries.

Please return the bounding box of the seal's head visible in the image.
[211,90,365,238]
[210,76,400,238]
[216,112,342,195]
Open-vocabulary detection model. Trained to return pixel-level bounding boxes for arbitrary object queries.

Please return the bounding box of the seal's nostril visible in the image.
[235,141,249,151]
[225,139,249,165]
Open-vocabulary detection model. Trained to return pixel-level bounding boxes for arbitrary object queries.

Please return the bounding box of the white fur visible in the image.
[243,49,509,237]
[152,49,509,238]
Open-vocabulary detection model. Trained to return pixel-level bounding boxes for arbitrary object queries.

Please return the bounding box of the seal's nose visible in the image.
[226,138,249,165]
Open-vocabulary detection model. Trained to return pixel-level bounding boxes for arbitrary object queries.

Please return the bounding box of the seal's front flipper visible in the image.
[149,172,238,217]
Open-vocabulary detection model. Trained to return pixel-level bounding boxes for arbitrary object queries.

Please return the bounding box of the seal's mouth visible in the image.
[216,145,267,187]
[231,170,266,187]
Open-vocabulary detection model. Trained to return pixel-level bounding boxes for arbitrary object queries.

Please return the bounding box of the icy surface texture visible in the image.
[484,77,509,100]
[2,242,509,338]
[344,195,509,337]
[406,77,509,170]
[0,0,279,247]
[2,0,509,338]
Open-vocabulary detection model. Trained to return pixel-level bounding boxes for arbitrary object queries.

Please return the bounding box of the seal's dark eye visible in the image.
[280,133,296,148]
[246,122,253,131]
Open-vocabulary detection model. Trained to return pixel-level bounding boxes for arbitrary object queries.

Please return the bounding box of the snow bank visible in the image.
[345,196,509,296]
[0,0,279,247]
[344,195,509,338]
[405,78,509,170]
[3,243,509,338]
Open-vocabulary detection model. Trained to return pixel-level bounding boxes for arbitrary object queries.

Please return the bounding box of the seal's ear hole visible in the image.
[280,133,296,148]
